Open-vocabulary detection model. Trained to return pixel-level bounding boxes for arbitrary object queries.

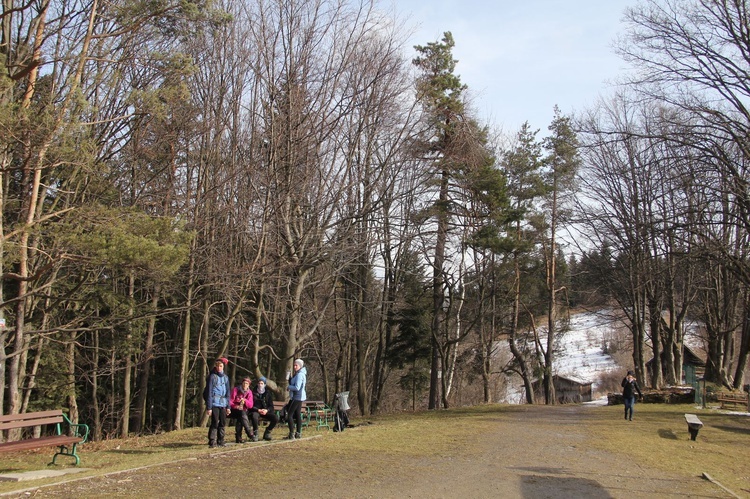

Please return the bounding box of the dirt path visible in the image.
[395,404,725,498]
[10,404,730,498]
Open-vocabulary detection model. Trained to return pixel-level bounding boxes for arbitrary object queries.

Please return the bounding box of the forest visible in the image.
[1,0,748,441]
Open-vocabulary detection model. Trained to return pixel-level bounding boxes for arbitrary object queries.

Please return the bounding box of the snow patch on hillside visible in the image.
[499,310,621,403]
[555,312,619,388]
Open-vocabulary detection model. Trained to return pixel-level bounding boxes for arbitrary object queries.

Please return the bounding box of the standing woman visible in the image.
[286,358,307,440]
[206,359,231,447]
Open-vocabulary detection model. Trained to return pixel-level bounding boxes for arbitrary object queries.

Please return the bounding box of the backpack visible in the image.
[203,372,212,404]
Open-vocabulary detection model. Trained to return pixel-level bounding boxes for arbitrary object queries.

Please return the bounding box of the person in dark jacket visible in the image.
[250,376,278,441]
[621,370,643,421]
[206,359,231,447]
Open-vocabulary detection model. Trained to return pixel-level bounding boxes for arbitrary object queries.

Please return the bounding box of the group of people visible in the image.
[204,357,307,448]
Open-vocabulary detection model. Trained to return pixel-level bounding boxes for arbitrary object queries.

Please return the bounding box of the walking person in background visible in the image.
[286,359,307,440]
[230,377,254,443]
[251,376,278,441]
[621,370,643,421]
[207,359,231,447]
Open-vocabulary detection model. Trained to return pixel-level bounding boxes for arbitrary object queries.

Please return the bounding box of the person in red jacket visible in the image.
[230,377,254,443]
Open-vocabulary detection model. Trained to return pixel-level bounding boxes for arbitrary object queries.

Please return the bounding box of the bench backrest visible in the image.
[272,401,328,408]
[718,393,748,401]
[0,410,65,431]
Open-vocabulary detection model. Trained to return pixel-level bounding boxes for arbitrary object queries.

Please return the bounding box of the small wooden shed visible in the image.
[533,375,593,404]
[645,344,706,386]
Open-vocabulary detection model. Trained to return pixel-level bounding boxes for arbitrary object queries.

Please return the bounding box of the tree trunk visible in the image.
[510,254,535,404]
[732,293,750,390]
[199,299,211,428]
[544,190,558,405]
[92,330,102,441]
[66,331,79,425]
[173,249,195,431]
[121,272,135,438]
[429,170,449,409]
[134,287,160,434]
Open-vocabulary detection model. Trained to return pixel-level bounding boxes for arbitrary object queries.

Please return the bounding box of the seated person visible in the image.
[250,376,278,441]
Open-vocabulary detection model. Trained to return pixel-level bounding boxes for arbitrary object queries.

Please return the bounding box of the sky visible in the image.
[390,0,635,136]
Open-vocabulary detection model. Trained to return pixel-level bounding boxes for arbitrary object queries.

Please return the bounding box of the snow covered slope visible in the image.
[554,311,619,387]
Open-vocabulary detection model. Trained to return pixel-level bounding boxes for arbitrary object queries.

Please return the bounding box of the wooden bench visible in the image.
[0,410,89,465]
[684,413,703,441]
[717,392,749,411]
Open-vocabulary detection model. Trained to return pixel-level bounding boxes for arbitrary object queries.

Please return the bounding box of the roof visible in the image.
[646,344,706,367]
[531,374,592,386]
[554,374,593,386]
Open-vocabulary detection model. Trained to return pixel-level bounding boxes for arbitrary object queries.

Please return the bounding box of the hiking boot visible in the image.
[251,434,258,442]
[294,432,301,439]
[263,429,272,441]
[209,442,216,448]
[287,432,295,440]
[236,437,245,444]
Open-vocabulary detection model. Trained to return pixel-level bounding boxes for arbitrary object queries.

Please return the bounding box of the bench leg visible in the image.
[50,444,80,466]
[688,426,700,441]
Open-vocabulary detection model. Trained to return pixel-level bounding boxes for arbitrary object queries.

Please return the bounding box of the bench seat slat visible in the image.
[684,414,702,426]
[0,435,81,453]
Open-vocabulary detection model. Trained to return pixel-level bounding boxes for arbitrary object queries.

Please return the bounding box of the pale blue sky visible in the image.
[391,0,634,135]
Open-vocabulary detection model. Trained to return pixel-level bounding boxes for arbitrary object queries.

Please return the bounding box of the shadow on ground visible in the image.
[657,428,678,439]
[520,474,613,499]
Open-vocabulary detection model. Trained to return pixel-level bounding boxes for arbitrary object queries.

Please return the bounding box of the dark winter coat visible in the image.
[251,387,274,413]
[621,377,643,399]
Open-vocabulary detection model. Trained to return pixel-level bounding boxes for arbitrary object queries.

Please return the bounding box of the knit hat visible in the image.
[294,358,304,368]
[242,377,251,384]
[219,357,229,366]
[627,370,634,376]
[258,376,267,384]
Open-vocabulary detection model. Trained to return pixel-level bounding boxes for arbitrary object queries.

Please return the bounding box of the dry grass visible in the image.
[585,403,750,493]
[0,403,748,496]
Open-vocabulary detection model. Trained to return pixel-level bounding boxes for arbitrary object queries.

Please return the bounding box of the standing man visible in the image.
[621,370,643,421]
[207,359,231,447]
